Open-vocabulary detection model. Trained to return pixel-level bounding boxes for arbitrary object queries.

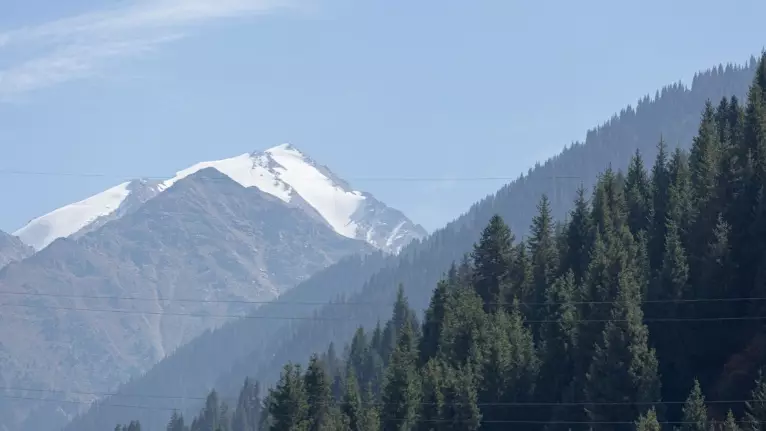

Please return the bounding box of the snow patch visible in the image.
[14,182,132,251]
[265,144,366,239]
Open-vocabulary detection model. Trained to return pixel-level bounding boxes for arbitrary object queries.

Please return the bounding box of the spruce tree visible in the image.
[419,279,450,367]
[381,320,421,431]
[268,364,309,431]
[232,379,261,431]
[305,355,333,431]
[341,368,363,431]
[719,410,740,431]
[477,304,538,429]
[636,408,662,431]
[585,268,661,431]
[538,270,580,424]
[472,214,514,313]
[563,186,593,285]
[680,379,708,431]
[418,359,445,431]
[650,138,671,272]
[528,195,559,325]
[440,365,481,431]
[167,411,186,431]
[382,286,419,363]
[745,370,766,431]
[625,149,653,235]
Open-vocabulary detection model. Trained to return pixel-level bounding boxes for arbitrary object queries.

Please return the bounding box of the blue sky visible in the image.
[1,0,764,233]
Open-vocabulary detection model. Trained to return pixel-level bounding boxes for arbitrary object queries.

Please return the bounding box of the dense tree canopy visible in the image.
[121,54,766,431]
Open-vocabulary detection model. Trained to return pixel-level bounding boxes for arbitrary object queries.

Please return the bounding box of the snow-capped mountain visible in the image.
[0,230,33,270]
[14,144,426,253]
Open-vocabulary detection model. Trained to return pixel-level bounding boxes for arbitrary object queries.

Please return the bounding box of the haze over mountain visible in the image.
[59,56,762,431]
[0,146,424,431]
[0,230,32,270]
[14,144,426,254]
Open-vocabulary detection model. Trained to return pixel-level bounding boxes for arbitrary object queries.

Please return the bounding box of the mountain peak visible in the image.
[265,143,301,154]
[14,145,426,253]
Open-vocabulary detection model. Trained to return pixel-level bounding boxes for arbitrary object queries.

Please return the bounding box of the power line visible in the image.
[0,168,583,183]
[1,385,754,407]
[1,302,763,323]
[3,390,756,426]
[3,289,765,307]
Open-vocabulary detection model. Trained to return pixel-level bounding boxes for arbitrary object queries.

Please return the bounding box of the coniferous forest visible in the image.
[117,55,766,431]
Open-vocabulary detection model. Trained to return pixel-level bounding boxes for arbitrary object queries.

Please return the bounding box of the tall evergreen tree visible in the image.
[745,370,766,431]
[563,186,593,285]
[440,365,481,431]
[625,149,654,234]
[381,320,420,431]
[585,268,661,431]
[636,408,662,431]
[341,368,364,431]
[419,279,450,367]
[167,412,186,431]
[472,214,514,313]
[268,364,309,431]
[680,379,708,431]
[232,379,261,431]
[528,195,559,325]
[305,355,333,431]
[650,138,671,272]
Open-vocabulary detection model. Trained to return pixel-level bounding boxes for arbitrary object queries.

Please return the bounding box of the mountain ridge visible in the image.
[60,55,763,431]
[0,167,376,431]
[0,230,33,270]
[14,144,426,254]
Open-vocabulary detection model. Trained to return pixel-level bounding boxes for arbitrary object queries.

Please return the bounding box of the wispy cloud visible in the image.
[0,0,295,98]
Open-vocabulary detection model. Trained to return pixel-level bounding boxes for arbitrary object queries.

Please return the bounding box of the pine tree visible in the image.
[305,355,333,431]
[625,149,653,234]
[167,411,186,431]
[690,101,722,209]
[477,304,538,429]
[232,379,261,431]
[192,390,229,431]
[268,364,309,431]
[528,195,559,324]
[381,320,420,431]
[382,285,419,363]
[440,365,481,431]
[680,379,708,431]
[636,408,662,431]
[419,279,450,367]
[418,359,445,431]
[472,214,514,313]
[563,186,593,285]
[585,268,661,431]
[745,370,766,431]
[538,271,580,424]
[650,138,671,271]
[438,281,487,367]
[341,368,363,431]
[719,410,740,431]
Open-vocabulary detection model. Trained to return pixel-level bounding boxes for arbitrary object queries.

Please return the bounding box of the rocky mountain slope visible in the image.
[60,57,763,431]
[0,167,379,431]
[14,144,426,253]
[0,230,32,269]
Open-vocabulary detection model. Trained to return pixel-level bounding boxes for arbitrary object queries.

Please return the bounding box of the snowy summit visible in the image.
[14,144,427,253]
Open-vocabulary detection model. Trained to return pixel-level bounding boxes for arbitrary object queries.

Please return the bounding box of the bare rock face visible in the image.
[0,230,33,270]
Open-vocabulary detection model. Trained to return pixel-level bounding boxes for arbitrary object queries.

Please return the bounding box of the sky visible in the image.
[1,0,765,234]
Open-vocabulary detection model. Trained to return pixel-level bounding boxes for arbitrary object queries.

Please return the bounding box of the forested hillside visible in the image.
[147,52,766,430]
[68,57,759,431]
